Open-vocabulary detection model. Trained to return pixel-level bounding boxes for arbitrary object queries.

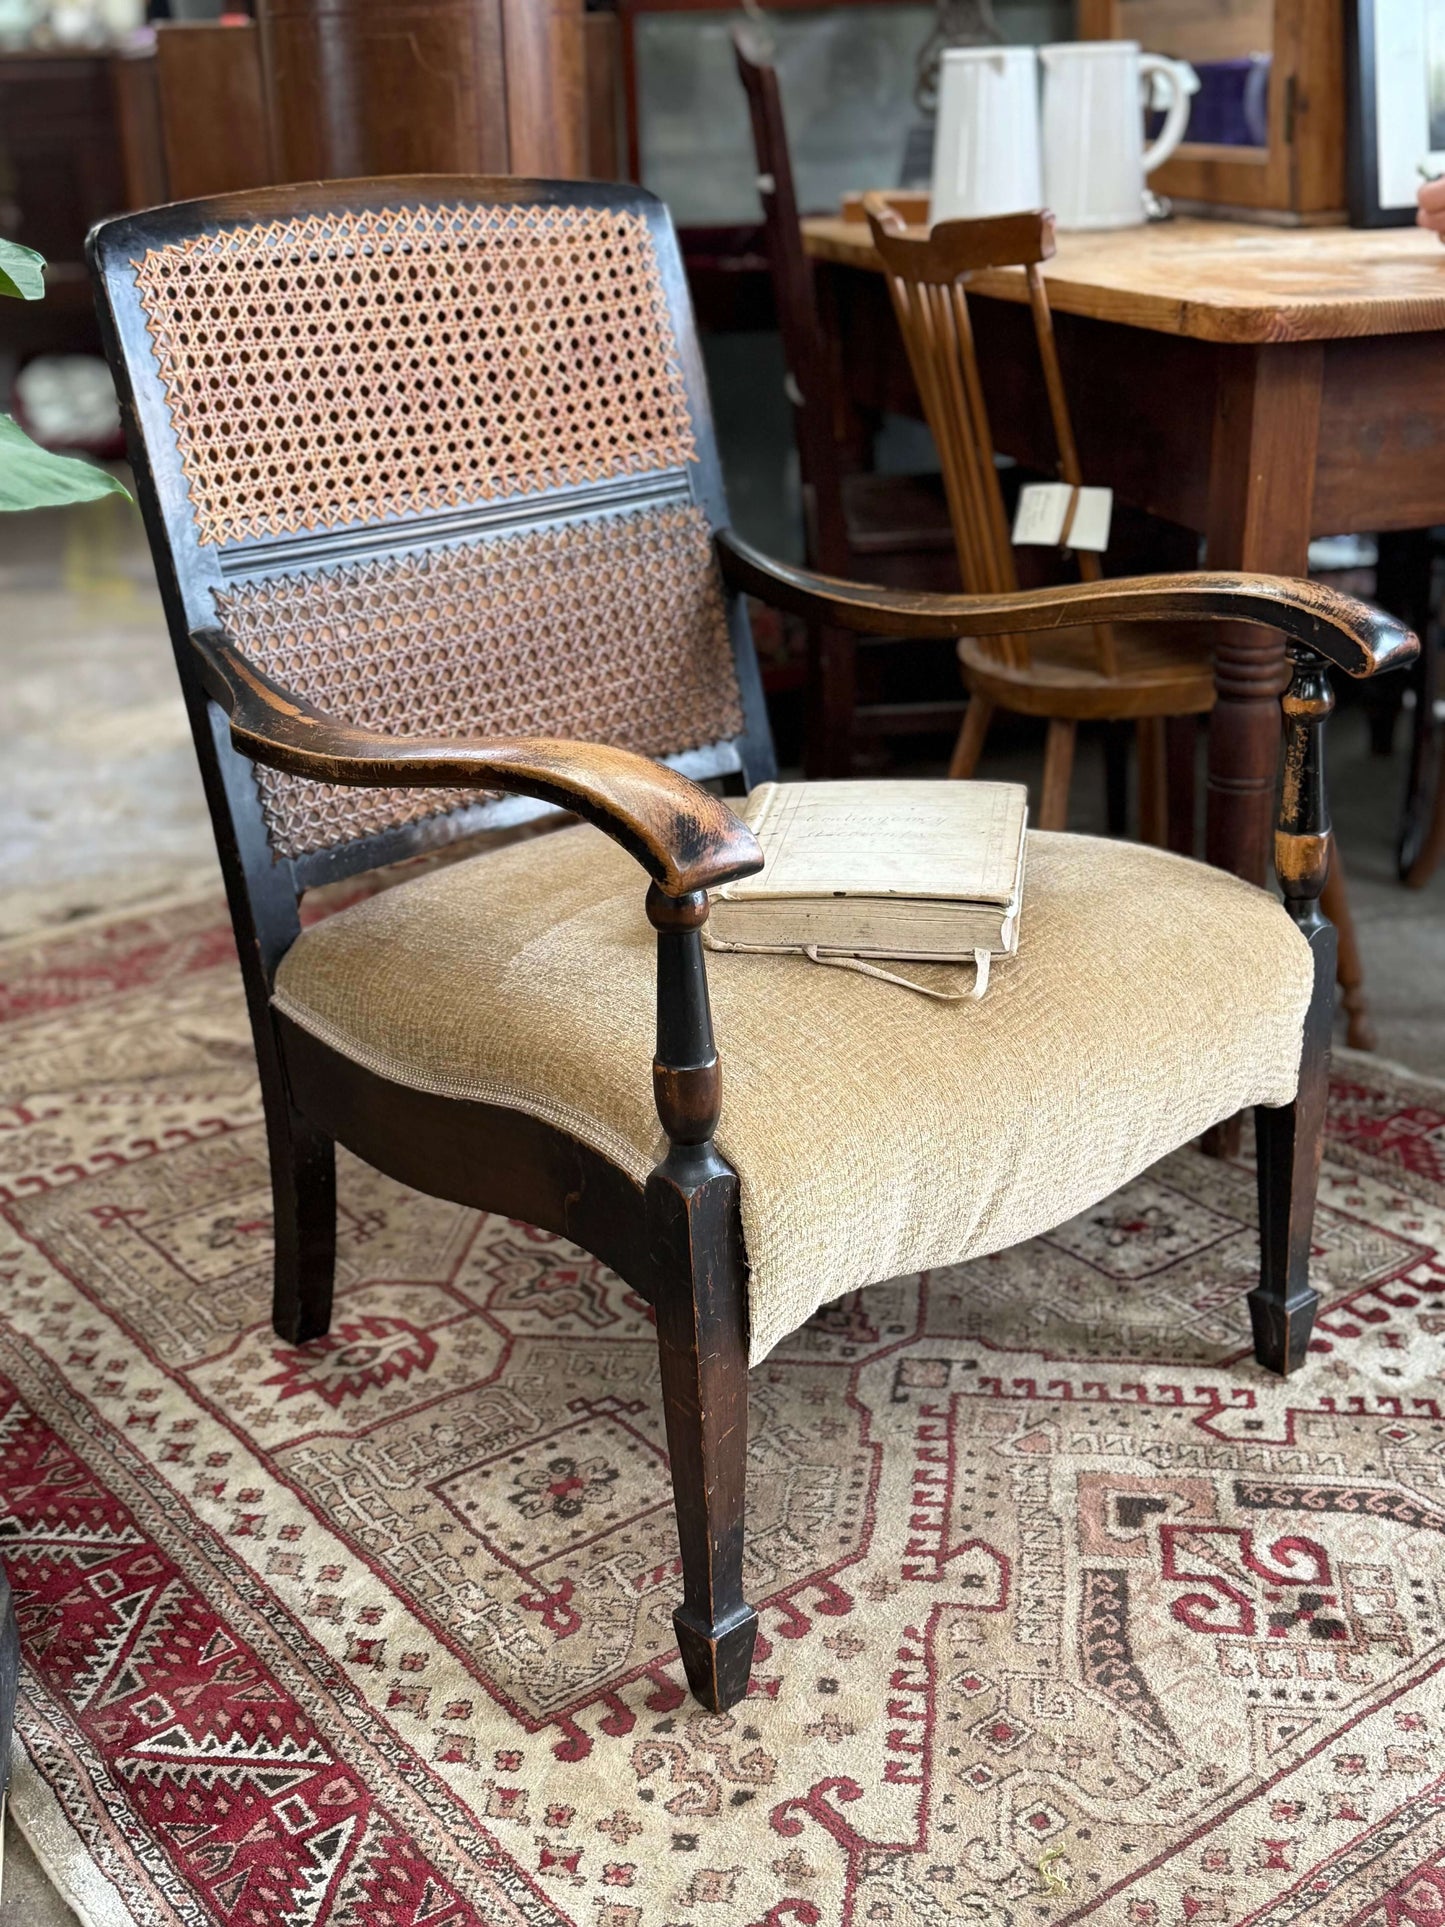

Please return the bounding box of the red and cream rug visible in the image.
[1,894,1443,1927]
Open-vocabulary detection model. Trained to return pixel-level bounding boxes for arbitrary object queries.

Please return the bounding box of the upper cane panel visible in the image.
[131,201,699,548]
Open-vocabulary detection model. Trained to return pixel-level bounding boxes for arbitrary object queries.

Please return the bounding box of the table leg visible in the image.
[1397,547,1444,884]
[1103,721,1130,834]
[1137,716,1168,846]
[1203,345,1326,1158]
[805,625,858,779]
[1322,840,1376,1051]
[1204,343,1325,885]
[814,262,880,475]
[1165,713,1198,855]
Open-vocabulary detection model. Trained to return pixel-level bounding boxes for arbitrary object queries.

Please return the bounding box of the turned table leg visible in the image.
[1204,622,1287,888]
[1204,342,1325,891]
[1201,343,1371,1144]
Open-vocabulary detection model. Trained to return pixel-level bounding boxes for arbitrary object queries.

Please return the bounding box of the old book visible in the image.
[707,780,1028,964]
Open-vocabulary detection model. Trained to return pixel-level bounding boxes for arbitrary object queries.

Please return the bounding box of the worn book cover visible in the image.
[709,780,1029,963]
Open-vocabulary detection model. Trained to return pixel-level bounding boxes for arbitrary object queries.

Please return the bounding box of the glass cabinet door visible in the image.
[1116,0,1275,148]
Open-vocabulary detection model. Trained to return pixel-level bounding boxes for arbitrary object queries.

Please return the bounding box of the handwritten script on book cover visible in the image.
[738,781,1024,902]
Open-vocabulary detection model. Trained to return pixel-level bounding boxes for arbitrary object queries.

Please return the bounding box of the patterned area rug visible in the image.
[1,894,1444,1927]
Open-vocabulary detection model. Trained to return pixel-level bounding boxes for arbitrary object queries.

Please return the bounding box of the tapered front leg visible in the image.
[267,1094,337,1346]
[1251,922,1333,1373]
[1250,648,1335,1376]
[646,885,757,1712]
[648,1150,755,1711]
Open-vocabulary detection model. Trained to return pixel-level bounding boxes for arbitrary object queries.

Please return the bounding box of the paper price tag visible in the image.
[1066,486,1113,553]
[1012,481,1070,546]
[1011,481,1113,553]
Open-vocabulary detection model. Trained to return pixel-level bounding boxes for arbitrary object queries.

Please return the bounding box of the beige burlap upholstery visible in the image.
[273,825,1314,1363]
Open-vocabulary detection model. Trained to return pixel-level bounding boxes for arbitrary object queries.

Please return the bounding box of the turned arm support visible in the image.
[191,627,762,898]
[717,530,1417,682]
[1274,646,1334,928]
[647,886,723,1167]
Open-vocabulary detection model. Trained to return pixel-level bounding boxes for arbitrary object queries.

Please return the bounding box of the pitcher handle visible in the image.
[1139,54,1192,175]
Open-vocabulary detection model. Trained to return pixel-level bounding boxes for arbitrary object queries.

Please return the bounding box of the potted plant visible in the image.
[1,237,129,510]
[0,232,129,1847]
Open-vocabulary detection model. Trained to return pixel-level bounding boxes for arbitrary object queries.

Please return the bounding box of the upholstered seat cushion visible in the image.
[273,824,1314,1363]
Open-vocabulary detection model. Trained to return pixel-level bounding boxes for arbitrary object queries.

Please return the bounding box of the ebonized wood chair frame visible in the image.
[89,178,1414,1718]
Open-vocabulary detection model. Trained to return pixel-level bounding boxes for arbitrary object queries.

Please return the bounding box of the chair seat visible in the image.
[273,822,1313,1364]
[959,622,1216,720]
[840,470,955,554]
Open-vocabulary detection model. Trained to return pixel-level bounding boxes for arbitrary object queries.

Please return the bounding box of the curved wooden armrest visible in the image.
[191,628,763,897]
[717,531,1418,681]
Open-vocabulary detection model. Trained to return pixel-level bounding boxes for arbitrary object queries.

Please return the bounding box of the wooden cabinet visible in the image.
[0,0,598,383]
[155,22,274,200]
[0,28,273,363]
[256,0,587,180]
[1076,0,1347,223]
[0,50,131,361]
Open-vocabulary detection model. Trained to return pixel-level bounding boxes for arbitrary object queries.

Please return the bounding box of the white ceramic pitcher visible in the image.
[1039,41,1192,230]
[930,46,1042,222]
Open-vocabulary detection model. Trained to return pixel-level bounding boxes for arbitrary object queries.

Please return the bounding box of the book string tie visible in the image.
[712,940,991,1001]
[802,945,992,1001]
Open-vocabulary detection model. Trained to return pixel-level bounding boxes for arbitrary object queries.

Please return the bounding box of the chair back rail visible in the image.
[733,31,854,577]
[87,177,776,934]
[865,198,1118,675]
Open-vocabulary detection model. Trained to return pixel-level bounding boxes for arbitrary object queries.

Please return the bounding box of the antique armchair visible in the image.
[89,179,1413,1716]
[862,197,1218,840]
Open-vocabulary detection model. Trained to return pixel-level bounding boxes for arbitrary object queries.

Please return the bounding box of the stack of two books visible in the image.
[706,780,1028,999]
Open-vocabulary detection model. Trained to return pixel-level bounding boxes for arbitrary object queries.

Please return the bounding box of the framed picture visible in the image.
[1348,0,1445,224]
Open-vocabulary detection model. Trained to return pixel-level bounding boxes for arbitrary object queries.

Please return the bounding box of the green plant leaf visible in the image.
[0,238,45,301]
[0,414,130,512]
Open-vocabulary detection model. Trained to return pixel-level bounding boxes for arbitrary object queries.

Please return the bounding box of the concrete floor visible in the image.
[0,491,218,944]
[0,1821,77,1927]
[2,489,1445,1924]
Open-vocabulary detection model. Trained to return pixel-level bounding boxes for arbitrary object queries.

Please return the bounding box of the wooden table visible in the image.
[802,213,1445,896]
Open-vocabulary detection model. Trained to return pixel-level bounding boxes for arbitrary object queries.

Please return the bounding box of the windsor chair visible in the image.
[865,198,1215,835]
[90,176,1412,1714]
[866,198,1382,1046]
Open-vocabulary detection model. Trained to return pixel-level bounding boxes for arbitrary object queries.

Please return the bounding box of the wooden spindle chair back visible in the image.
[865,198,1120,679]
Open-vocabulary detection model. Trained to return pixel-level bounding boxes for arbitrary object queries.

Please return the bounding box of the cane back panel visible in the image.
[213,502,740,858]
[108,188,750,863]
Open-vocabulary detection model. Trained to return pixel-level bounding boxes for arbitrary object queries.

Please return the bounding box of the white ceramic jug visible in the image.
[930,46,1042,222]
[1039,41,1192,230]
